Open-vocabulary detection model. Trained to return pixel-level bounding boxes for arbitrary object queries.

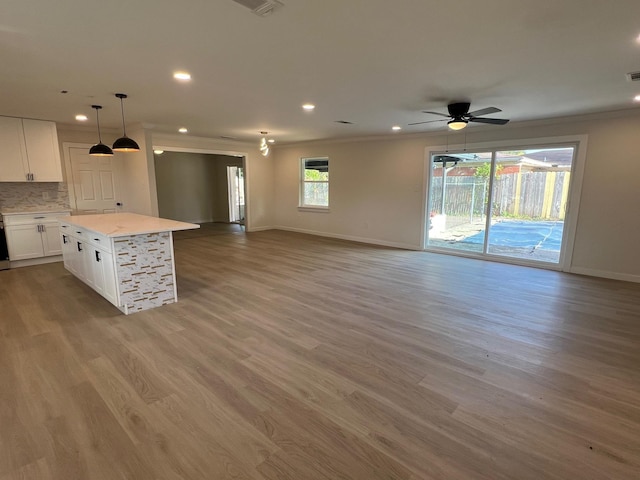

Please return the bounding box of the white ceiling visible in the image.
[2,0,640,143]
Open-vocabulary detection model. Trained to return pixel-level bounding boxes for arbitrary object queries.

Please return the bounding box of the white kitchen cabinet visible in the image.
[42,223,63,256]
[4,224,44,260]
[0,117,29,181]
[60,230,77,274]
[60,223,119,309]
[0,116,63,182]
[3,212,70,261]
[90,246,117,305]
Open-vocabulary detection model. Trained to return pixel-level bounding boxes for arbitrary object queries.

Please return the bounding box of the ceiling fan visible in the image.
[409,102,510,130]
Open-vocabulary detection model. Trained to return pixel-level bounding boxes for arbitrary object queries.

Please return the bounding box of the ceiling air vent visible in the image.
[231,0,284,16]
[626,71,640,82]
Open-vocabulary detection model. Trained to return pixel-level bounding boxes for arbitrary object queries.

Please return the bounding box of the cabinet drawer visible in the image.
[86,232,110,249]
[4,212,69,226]
[60,223,112,251]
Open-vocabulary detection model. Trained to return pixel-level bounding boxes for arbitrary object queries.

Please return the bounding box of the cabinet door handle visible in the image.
[77,242,83,252]
[31,173,34,181]
[36,225,42,233]
[95,251,101,262]
[62,234,68,244]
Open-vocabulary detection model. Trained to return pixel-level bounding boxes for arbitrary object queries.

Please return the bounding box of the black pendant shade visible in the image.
[112,93,140,152]
[89,142,114,156]
[112,135,140,151]
[89,105,114,157]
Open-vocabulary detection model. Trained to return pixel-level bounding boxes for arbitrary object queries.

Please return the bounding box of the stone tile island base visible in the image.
[114,232,176,314]
[59,213,199,315]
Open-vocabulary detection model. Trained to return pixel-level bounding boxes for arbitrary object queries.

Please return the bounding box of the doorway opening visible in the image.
[426,145,577,266]
[154,151,246,236]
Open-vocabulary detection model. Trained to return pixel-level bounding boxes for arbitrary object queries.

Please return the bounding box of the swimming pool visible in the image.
[463,220,564,251]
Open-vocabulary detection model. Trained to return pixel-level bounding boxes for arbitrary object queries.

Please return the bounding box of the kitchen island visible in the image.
[60,213,199,315]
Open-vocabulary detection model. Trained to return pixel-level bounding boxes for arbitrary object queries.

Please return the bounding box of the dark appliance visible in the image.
[0,219,9,270]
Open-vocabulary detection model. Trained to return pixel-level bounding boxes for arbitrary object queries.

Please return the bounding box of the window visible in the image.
[300,157,329,208]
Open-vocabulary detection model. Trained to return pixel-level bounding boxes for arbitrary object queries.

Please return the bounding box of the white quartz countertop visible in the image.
[62,213,200,237]
[1,207,71,215]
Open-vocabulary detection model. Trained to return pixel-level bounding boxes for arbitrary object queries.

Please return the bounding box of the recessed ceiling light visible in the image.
[154,149,164,155]
[302,103,315,111]
[75,114,88,122]
[173,71,191,81]
[634,95,640,102]
[268,139,275,143]
[392,125,401,131]
[636,34,640,44]
[178,127,188,133]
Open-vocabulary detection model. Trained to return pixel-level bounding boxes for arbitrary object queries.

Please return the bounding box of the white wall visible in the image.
[155,152,217,223]
[273,109,640,282]
[57,125,156,216]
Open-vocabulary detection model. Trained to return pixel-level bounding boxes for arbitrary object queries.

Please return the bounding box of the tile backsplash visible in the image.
[0,182,70,211]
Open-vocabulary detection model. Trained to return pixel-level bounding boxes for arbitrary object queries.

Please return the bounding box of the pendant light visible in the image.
[259,131,270,156]
[89,105,113,156]
[112,93,140,152]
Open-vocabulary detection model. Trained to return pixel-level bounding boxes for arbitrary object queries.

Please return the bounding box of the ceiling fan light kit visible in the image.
[112,93,140,152]
[447,118,468,130]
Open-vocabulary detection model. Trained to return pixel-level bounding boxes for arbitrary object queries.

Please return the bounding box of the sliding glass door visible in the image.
[426,146,575,265]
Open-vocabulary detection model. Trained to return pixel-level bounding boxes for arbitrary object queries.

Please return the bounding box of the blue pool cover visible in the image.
[463,221,564,251]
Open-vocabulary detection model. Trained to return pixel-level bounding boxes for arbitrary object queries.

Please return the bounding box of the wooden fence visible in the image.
[430,171,570,220]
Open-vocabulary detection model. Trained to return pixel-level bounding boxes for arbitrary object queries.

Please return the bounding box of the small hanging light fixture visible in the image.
[259,131,270,156]
[112,93,140,152]
[89,105,113,156]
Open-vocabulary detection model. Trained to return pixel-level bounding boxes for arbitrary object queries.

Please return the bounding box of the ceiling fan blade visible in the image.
[421,111,450,118]
[408,119,446,126]
[467,106,501,117]
[469,117,510,125]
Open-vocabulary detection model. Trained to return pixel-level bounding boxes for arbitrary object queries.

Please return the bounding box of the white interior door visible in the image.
[69,147,117,214]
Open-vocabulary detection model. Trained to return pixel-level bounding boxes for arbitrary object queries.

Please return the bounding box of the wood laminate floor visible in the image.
[1,229,639,479]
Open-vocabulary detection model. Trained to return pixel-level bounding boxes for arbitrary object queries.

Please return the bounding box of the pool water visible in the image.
[463,220,564,251]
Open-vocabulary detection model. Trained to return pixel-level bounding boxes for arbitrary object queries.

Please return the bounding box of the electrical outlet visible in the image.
[42,192,49,200]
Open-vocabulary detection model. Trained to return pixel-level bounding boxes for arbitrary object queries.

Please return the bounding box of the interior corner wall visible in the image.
[273,110,640,281]
[114,125,155,216]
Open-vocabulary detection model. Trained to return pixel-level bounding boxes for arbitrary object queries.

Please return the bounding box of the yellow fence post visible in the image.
[542,171,557,219]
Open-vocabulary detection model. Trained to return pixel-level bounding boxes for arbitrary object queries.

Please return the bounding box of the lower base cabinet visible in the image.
[60,225,119,309]
[91,247,117,305]
[4,212,68,261]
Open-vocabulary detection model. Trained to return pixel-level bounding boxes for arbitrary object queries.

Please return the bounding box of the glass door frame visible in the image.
[421,135,588,272]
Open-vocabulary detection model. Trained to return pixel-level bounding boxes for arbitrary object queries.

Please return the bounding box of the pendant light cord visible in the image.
[119,97,127,137]
[97,108,103,143]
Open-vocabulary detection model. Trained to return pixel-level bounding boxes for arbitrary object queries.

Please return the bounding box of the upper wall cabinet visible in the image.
[0,116,63,182]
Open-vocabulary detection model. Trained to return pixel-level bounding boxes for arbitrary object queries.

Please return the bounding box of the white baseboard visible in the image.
[246,225,274,232]
[10,255,63,269]
[273,226,421,250]
[569,266,640,284]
